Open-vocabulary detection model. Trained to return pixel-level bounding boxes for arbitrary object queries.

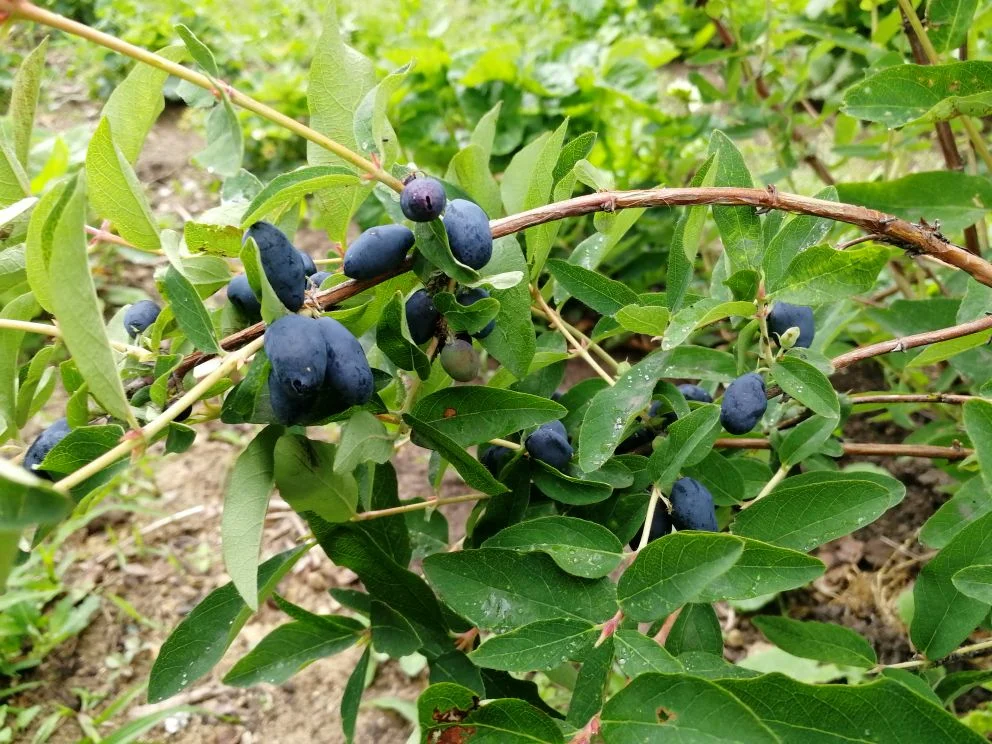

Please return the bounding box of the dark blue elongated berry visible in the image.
[456,287,496,338]
[23,418,71,479]
[670,477,718,532]
[545,419,568,441]
[629,502,673,549]
[525,424,573,471]
[401,177,447,222]
[267,374,310,426]
[444,199,492,270]
[767,302,815,348]
[227,274,261,320]
[678,383,713,404]
[479,444,513,477]
[298,250,317,277]
[317,316,374,407]
[248,221,307,311]
[264,315,327,398]
[124,300,160,337]
[343,225,415,280]
[720,372,767,435]
[406,289,439,345]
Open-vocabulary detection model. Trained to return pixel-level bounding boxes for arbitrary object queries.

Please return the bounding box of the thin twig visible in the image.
[4,0,404,192]
[874,636,992,672]
[849,393,975,405]
[0,318,153,359]
[831,315,992,370]
[714,438,970,460]
[532,287,615,385]
[350,493,488,521]
[85,225,138,250]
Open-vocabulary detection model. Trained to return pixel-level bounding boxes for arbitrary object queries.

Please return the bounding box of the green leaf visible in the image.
[273,434,358,522]
[240,165,360,227]
[578,351,669,472]
[24,177,68,314]
[334,411,394,474]
[771,354,839,417]
[341,645,370,743]
[482,516,623,579]
[376,292,431,379]
[353,63,409,167]
[768,244,888,305]
[662,300,755,350]
[530,461,613,505]
[193,96,243,177]
[614,304,670,336]
[844,61,992,127]
[501,122,569,277]
[479,236,536,379]
[37,424,123,474]
[370,600,421,657]
[567,636,614,728]
[733,470,901,551]
[547,259,639,317]
[648,404,722,486]
[422,548,617,632]
[837,172,992,233]
[965,399,992,491]
[0,139,30,211]
[402,414,509,496]
[601,673,777,742]
[617,532,744,621]
[911,511,992,659]
[920,476,992,549]
[428,696,564,744]
[709,130,762,273]
[162,265,220,353]
[0,460,72,529]
[933,668,992,707]
[614,630,683,676]
[10,37,48,168]
[148,545,308,701]
[752,616,876,668]
[432,291,500,334]
[908,326,992,367]
[44,174,132,423]
[666,603,723,657]
[776,414,838,468]
[0,292,39,442]
[414,219,479,284]
[429,650,485,694]
[928,0,979,52]
[762,186,838,290]
[694,536,824,603]
[718,673,985,743]
[470,618,598,671]
[667,154,717,311]
[222,425,280,609]
[174,24,220,77]
[224,614,363,686]
[445,102,503,217]
[951,564,992,604]
[411,386,565,447]
[102,46,187,164]
[309,523,448,643]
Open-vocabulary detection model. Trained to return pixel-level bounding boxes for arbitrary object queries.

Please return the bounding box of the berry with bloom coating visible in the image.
[264,315,327,398]
[444,199,492,270]
[124,300,160,337]
[401,177,447,222]
[525,423,573,471]
[343,225,415,280]
[670,477,718,532]
[406,289,439,345]
[23,418,71,479]
[720,373,767,435]
[767,302,815,348]
[227,274,261,320]
[317,316,374,408]
[248,221,307,311]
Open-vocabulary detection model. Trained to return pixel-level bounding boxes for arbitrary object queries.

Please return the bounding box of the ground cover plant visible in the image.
[4,0,992,740]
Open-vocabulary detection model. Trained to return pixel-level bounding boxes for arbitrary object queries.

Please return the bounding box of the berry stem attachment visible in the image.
[636,486,663,553]
[745,464,789,508]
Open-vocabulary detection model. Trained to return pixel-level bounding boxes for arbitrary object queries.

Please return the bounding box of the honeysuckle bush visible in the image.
[4,0,992,741]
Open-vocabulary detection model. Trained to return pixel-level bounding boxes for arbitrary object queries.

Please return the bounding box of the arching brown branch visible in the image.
[715,438,971,461]
[490,188,992,285]
[174,187,992,381]
[831,315,992,371]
